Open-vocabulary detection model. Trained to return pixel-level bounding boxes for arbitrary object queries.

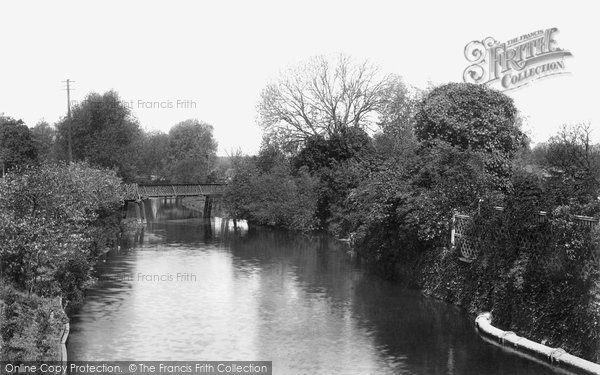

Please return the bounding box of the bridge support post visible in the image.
[137,200,147,223]
[203,196,213,218]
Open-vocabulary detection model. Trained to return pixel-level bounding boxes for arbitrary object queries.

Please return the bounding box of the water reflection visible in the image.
[68,199,564,374]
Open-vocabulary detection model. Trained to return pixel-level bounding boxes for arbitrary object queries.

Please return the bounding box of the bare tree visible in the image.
[546,123,599,177]
[258,54,390,151]
[537,122,600,202]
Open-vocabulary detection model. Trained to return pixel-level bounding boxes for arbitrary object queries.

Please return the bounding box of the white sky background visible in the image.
[0,0,598,155]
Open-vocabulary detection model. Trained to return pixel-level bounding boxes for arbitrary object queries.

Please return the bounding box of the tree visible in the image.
[55,91,142,181]
[0,116,37,174]
[415,83,526,154]
[31,120,56,162]
[293,126,373,172]
[533,123,600,208]
[374,76,421,157]
[258,54,391,151]
[255,141,286,174]
[289,126,374,231]
[135,131,169,182]
[166,119,218,183]
[414,83,527,191]
[223,151,319,231]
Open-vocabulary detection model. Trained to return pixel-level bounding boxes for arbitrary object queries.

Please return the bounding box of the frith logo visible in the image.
[463,28,573,91]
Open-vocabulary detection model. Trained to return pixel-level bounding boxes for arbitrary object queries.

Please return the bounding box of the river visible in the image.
[67,198,563,374]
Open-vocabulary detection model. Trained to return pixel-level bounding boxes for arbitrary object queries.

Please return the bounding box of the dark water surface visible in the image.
[68,198,563,374]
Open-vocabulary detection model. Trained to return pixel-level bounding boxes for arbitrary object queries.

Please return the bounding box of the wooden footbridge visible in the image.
[124,183,226,201]
[123,183,226,219]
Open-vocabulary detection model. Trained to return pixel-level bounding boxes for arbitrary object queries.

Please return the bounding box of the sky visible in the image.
[1,0,598,155]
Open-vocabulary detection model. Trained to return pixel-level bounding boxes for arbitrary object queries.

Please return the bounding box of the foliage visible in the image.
[0,116,37,173]
[293,126,373,172]
[254,141,286,174]
[0,162,124,305]
[374,76,421,157]
[165,119,218,183]
[224,152,319,232]
[315,158,372,236]
[0,285,67,361]
[290,126,375,232]
[134,130,170,182]
[55,91,142,181]
[51,89,222,184]
[420,171,600,361]
[533,123,600,207]
[31,120,56,163]
[350,141,502,271]
[414,83,524,154]
[414,83,527,191]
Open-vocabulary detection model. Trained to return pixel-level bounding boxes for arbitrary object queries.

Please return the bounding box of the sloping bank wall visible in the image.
[476,313,600,375]
[411,244,600,365]
[58,320,69,362]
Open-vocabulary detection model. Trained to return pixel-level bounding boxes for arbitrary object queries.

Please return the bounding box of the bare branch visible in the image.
[257,54,391,150]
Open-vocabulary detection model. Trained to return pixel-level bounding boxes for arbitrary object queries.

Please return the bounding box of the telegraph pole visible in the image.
[63,79,75,162]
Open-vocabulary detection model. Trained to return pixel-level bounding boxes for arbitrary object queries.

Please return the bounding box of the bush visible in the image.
[420,173,600,361]
[0,162,124,304]
[0,285,67,361]
[224,155,319,232]
[0,162,124,361]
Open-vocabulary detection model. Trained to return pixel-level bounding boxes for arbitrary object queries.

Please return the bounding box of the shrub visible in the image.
[0,285,67,361]
[421,173,600,361]
[0,162,124,303]
[224,156,319,232]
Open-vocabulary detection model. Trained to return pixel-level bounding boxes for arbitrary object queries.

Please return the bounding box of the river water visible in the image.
[67,198,563,374]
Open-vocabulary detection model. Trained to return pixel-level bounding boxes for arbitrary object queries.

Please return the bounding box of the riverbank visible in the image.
[0,285,68,361]
[393,244,600,364]
[476,312,600,375]
[0,163,126,362]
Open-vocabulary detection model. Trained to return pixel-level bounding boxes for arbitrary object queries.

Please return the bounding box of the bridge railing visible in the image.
[123,183,226,201]
[451,208,598,262]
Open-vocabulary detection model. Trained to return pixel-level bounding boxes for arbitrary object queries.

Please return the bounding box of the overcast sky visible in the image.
[1,0,597,155]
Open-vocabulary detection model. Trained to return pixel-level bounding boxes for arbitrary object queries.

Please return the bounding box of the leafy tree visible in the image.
[165,119,218,183]
[255,141,286,174]
[223,153,260,221]
[351,140,500,263]
[55,91,142,181]
[258,54,391,151]
[223,152,319,231]
[293,126,373,172]
[414,83,527,191]
[374,76,421,157]
[135,130,169,182]
[31,120,56,162]
[414,83,524,153]
[292,126,375,231]
[0,116,37,174]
